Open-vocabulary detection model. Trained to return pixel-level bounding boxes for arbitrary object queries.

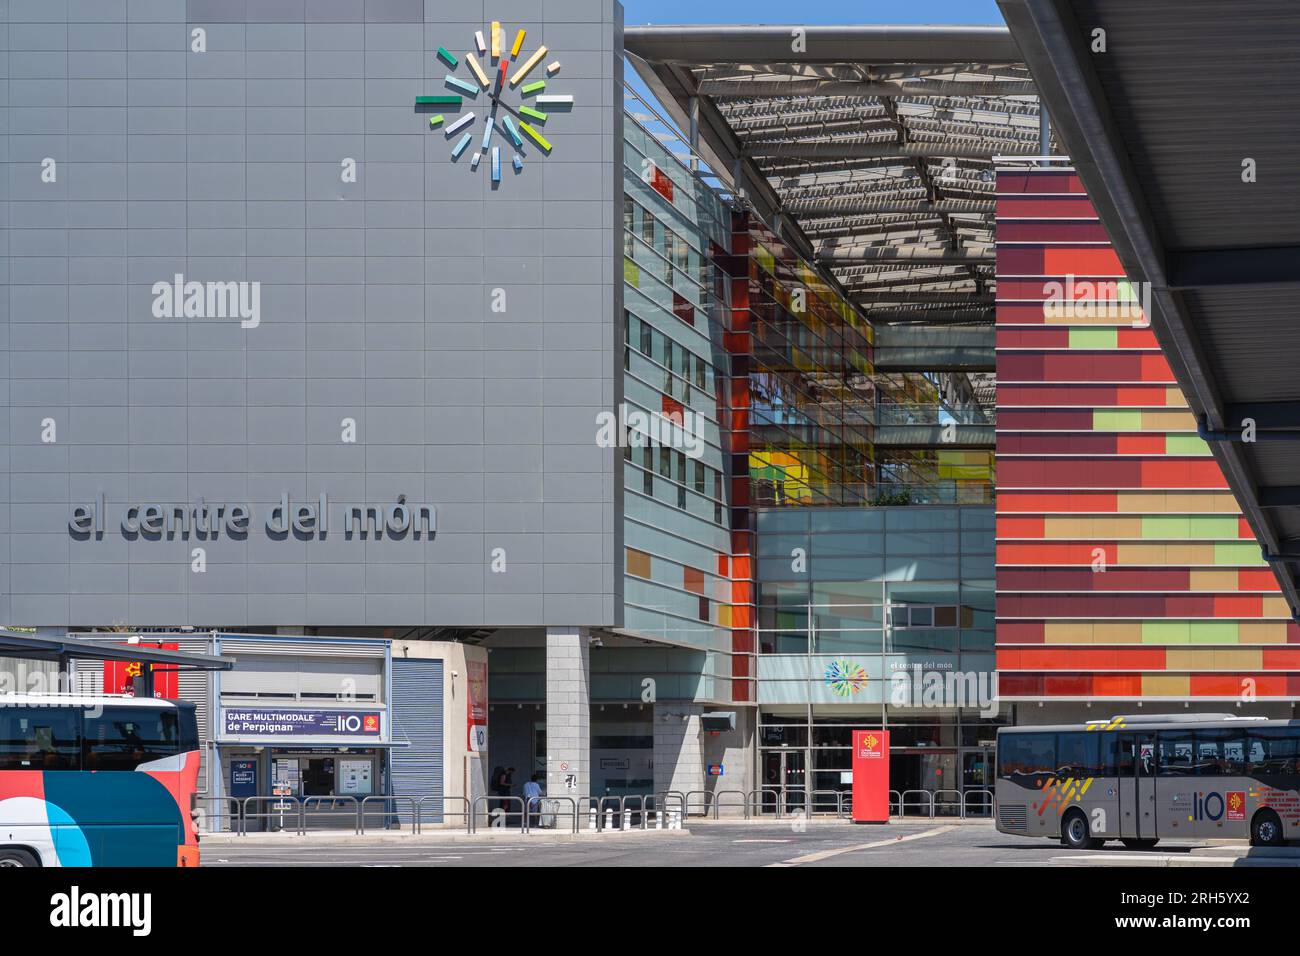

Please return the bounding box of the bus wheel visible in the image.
[1121,838,1159,850]
[1251,810,1284,847]
[1061,810,1103,850]
[0,848,39,867]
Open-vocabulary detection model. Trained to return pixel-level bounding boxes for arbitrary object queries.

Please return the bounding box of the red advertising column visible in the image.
[851,729,890,823]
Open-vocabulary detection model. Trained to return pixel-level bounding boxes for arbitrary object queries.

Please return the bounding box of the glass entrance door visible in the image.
[761,750,807,814]
[961,749,994,816]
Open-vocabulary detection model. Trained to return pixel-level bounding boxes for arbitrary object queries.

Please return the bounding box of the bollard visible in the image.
[622,809,631,830]
[654,810,662,830]
[588,807,598,831]
[604,808,613,830]
[670,809,681,830]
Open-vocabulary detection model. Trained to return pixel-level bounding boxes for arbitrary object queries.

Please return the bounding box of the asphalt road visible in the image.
[200,821,1232,867]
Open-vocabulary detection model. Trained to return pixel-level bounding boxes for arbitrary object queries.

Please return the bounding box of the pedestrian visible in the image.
[523,773,543,828]
[489,765,508,819]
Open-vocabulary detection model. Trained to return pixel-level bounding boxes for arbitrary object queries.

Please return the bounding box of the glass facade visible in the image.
[620,114,745,700]
[754,505,1001,809]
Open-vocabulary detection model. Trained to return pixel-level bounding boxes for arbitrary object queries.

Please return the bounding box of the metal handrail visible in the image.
[654,791,685,829]
[580,796,606,830]
[749,788,781,816]
[416,794,471,833]
[617,794,650,830]
[932,788,963,818]
[301,795,361,835]
[712,789,749,819]
[888,790,902,816]
[962,788,994,819]
[900,789,934,818]
[359,795,418,835]
[193,795,240,834]
[530,795,579,834]
[810,789,845,817]
[683,790,714,817]
[471,795,527,834]
[238,795,303,835]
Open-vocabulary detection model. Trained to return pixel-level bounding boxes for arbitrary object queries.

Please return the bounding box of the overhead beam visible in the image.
[785,198,995,215]
[623,24,1021,66]
[854,310,994,324]
[698,79,1037,98]
[1167,246,1300,290]
[1223,402,1300,429]
[1258,488,1300,509]
[747,142,1032,160]
[852,291,993,304]
[818,250,995,264]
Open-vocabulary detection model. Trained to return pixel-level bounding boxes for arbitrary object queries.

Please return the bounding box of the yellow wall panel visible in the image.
[1142,674,1190,697]
[1263,596,1292,616]
[1238,622,1288,644]
[1142,410,1197,430]
[1189,570,1238,591]
[1215,648,1263,670]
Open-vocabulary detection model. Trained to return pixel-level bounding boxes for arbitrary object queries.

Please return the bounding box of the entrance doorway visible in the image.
[300,757,335,796]
[961,748,994,816]
[761,750,806,813]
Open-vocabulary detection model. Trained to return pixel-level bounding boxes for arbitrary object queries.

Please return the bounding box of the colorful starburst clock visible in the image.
[415,21,572,185]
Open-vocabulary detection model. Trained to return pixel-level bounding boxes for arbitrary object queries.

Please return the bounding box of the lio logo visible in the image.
[1191,791,1226,822]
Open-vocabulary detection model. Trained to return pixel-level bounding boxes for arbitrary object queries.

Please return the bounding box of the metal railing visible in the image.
[237,795,304,835]
[194,795,241,834]
[899,789,935,818]
[216,786,996,835]
[962,789,994,819]
[358,795,418,835]
[301,795,361,835]
[470,795,528,834]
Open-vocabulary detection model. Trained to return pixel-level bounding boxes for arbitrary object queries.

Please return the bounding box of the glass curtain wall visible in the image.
[755,505,1003,811]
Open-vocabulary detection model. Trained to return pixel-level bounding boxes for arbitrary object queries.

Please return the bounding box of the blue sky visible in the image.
[621,0,1005,26]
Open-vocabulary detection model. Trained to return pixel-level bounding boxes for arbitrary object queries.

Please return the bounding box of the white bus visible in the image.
[995,713,1299,849]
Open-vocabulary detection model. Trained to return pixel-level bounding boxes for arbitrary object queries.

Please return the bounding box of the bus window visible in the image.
[1157,731,1194,776]
[84,706,182,771]
[0,706,80,771]
[997,732,1055,786]
[1055,733,1101,777]
[1247,728,1300,775]
[1195,729,1245,776]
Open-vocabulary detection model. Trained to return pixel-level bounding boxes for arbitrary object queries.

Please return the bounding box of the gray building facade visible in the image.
[2,0,622,629]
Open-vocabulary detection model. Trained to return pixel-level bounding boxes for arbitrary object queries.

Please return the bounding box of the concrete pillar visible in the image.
[653,703,705,799]
[545,626,590,801]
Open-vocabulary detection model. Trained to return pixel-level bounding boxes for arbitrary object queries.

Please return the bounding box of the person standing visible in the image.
[522,773,543,828]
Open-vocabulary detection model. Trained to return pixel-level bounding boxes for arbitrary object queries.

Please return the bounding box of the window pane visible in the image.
[84,706,182,771]
[997,732,1055,782]
[1247,728,1300,775]
[1158,731,1195,776]
[1194,730,1245,776]
[1056,732,1101,776]
[0,705,80,771]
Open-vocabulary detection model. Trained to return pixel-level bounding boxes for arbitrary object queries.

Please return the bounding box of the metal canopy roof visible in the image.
[997,0,1300,618]
[625,23,1046,417]
[0,629,235,670]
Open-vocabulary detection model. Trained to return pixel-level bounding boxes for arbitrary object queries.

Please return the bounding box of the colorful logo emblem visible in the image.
[824,659,868,698]
[363,715,379,733]
[416,21,571,185]
[1227,791,1246,821]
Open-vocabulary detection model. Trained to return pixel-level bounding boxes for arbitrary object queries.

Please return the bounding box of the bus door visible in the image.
[1119,733,1157,838]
